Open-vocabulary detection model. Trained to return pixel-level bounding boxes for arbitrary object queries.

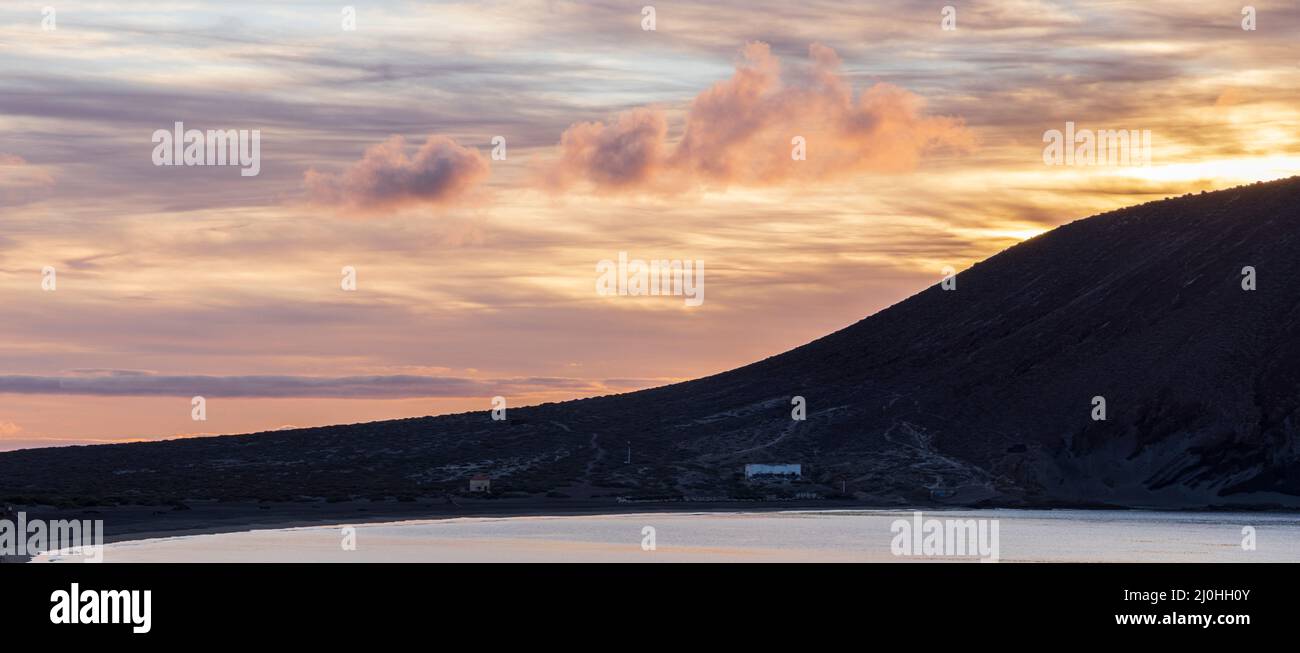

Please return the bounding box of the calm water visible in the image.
[34,509,1300,563]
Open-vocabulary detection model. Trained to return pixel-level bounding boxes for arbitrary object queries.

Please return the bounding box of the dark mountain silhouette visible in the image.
[3,178,1300,509]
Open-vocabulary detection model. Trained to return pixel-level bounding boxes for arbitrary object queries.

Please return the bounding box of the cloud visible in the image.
[543,108,667,190]
[0,371,638,399]
[0,421,21,437]
[304,135,490,215]
[0,153,55,207]
[543,42,974,193]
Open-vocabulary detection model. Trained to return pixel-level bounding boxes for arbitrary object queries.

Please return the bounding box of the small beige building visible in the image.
[469,475,491,493]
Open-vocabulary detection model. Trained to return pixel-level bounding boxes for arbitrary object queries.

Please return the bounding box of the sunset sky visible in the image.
[2,0,1299,450]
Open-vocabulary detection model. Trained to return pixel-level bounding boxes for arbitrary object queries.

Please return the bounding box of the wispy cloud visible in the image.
[0,153,55,206]
[0,370,649,398]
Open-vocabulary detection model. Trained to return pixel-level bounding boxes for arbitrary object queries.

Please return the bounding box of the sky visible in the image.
[1,1,1299,450]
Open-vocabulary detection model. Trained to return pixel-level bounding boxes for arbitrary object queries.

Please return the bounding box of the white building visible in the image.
[469,475,491,492]
[744,463,802,480]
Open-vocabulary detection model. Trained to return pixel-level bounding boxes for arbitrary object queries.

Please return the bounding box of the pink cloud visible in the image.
[545,43,974,192]
[304,135,490,215]
[543,108,667,191]
[0,154,56,207]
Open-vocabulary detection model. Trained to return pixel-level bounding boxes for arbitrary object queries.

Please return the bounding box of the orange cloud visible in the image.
[304,135,490,215]
[544,43,974,193]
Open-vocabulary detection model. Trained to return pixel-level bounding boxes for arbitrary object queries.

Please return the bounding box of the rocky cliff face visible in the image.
[3,179,1299,508]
